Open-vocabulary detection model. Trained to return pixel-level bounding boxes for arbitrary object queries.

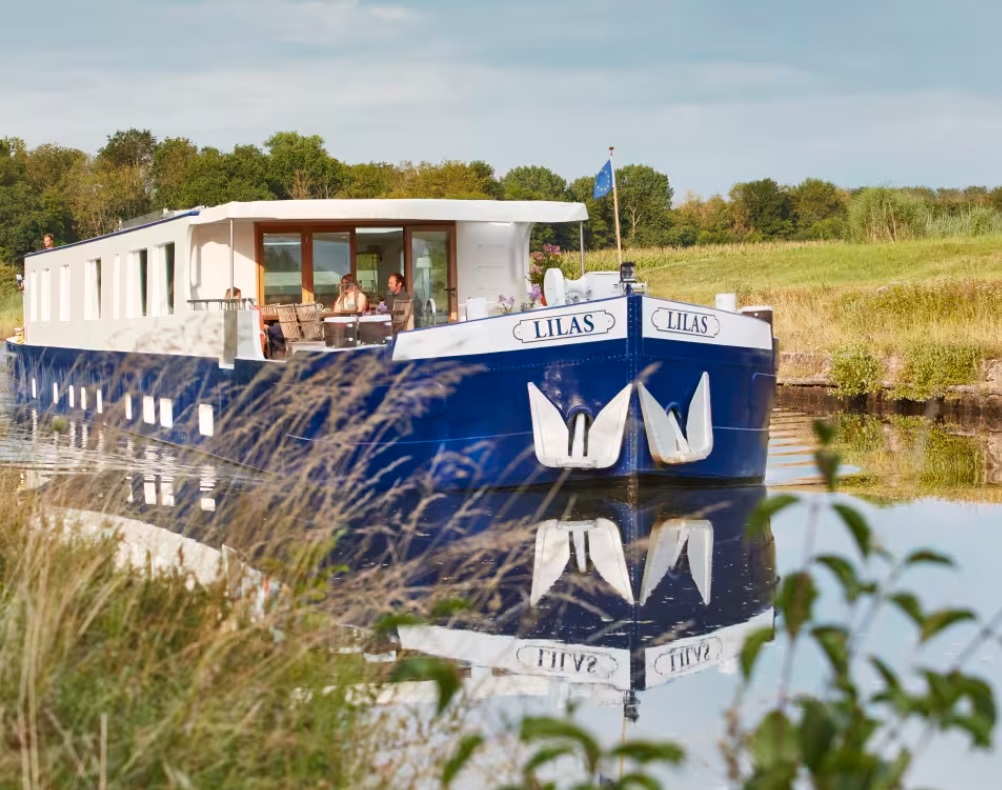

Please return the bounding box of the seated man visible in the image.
[387,273,413,334]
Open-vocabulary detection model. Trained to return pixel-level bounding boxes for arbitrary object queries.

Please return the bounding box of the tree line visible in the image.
[4,128,1002,268]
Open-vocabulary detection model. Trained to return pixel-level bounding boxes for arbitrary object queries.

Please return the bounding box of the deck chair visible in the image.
[276,304,303,342]
[295,302,323,341]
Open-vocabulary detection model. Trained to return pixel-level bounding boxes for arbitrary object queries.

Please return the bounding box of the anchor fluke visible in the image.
[638,372,713,465]
[527,383,632,470]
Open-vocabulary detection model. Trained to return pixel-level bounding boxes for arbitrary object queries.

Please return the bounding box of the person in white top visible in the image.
[334,274,369,314]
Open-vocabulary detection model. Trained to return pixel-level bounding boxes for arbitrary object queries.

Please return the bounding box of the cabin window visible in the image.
[138,250,149,316]
[262,233,303,305]
[113,255,122,319]
[85,259,102,320]
[59,265,71,321]
[411,230,450,327]
[29,272,38,321]
[163,243,175,314]
[313,232,351,306]
[256,224,455,317]
[355,227,404,300]
[160,398,174,428]
[40,269,52,321]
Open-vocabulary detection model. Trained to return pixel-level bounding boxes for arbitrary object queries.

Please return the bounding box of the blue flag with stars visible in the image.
[593,159,613,199]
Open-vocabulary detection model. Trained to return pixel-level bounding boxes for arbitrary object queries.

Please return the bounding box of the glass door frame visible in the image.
[256,221,457,318]
[403,224,458,322]
[256,222,357,307]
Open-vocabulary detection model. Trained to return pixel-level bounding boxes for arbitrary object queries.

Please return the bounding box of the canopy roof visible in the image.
[190,198,588,225]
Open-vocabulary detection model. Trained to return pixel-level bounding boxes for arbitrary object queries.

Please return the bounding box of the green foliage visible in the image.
[265,131,346,199]
[615,164,673,247]
[508,715,683,789]
[729,419,998,790]
[847,187,928,243]
[892,342,983,400]
[730,178,794,239]
[790,178,848,239]
[830,345,884,398]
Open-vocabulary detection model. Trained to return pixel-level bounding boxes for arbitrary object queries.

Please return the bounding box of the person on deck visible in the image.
[334,274,369,314]
[386,272,410,309]
[42,233,55,250]
[386,272,413,334]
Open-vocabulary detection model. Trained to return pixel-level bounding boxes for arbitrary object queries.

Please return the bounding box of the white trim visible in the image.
[399,625,632,691]
[191,198,588,226]
[392,298,629,361]
[641,296,773,351]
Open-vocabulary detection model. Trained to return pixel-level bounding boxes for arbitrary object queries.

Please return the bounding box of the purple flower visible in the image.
[530,283,542,300]
[376,301,389,314]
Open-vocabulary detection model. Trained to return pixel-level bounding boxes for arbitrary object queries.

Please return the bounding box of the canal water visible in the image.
[1,384,999,788]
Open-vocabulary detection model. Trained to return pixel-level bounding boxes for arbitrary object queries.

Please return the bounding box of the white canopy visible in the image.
[191,198,588,225]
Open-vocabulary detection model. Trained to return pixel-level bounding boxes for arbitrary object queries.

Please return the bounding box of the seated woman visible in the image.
[333,274,369,315]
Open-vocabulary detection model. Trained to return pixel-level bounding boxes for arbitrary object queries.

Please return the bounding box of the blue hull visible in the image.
[5,295,775,491]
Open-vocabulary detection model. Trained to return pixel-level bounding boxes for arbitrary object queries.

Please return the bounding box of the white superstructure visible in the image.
[20,199,589,359]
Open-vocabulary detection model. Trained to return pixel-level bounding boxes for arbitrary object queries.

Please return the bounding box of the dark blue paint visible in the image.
[6,295,776,490]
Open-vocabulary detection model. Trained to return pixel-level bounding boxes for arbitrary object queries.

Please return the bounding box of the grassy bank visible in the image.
[588,236,1002,395]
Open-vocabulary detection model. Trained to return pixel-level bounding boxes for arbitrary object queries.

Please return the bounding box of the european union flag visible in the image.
[593,159,613,199]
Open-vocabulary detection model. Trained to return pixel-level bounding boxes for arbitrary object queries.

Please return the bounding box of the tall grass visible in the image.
[0,289,23,339]
[584,236,1002,386]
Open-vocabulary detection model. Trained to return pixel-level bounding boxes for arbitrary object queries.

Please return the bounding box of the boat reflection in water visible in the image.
[334,485,777,717]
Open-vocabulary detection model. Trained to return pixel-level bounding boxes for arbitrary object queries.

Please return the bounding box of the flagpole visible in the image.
[610,146,623,267]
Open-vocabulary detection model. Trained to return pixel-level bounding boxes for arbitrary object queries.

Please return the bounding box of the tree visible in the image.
[615,164,673,246]
[0,137,28,187]
[264,132,345,199]
[0,182,47,267]
[729,178,793,239]
[500,166,567,201]
[789,178,848,240]
[340,162,399,198]
[151,137,199,209]
[390,160,500,199]
[177,146,273,207]
[94,128,158,222]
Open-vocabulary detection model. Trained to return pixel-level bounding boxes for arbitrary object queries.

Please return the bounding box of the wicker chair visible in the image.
[276,304,303,342]
[295,302,324,341]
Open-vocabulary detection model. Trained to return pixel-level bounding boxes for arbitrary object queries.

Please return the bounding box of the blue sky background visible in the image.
[4,0,1002,197]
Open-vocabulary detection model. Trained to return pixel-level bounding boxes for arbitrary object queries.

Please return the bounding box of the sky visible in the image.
[4,0,1002,198]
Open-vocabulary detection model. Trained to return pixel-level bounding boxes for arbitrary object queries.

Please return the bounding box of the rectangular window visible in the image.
[59,265,71,321]
[313,232,351,307]
[356,227,403,299]
[163,243,175,314]
[262,233,303,305]
[159,397,174,428]
[29,271,38,321]
[40,269,52,321]
[143,395,155,424]
[113,255,121,319]
[198,403,214,436]
[85,259,102,320]
[411,229,451,327]
[138,249,149,316]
